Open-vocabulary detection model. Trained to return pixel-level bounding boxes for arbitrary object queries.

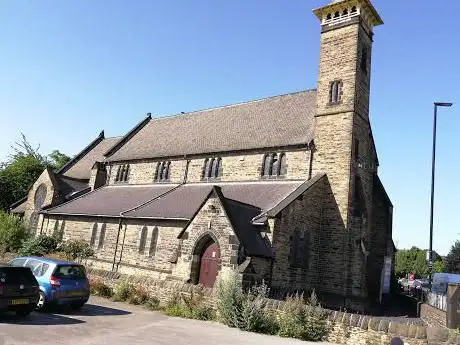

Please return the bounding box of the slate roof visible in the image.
[61,136,121,180]
[122,181,304,219]
[106,90,316,161]
[45,184,178,217]
[55,176,89,198]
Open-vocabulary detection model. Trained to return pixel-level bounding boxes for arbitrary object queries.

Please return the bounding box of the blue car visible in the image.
[8,256,90,311]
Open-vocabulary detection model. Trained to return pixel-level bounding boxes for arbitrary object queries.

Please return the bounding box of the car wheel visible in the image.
[70,301,85,310]
[36,291,47,311]
[16,306,34,318]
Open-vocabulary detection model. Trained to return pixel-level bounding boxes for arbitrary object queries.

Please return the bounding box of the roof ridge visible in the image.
[149,89,317,122]
[56,131,105,175]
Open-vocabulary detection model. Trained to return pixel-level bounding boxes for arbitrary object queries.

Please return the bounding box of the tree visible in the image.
[433,259,446,273]
[48,150,71,170]
[446,240,460,274]
[0,211,30,258]
[0,134,71,211]
[395,247,428,278]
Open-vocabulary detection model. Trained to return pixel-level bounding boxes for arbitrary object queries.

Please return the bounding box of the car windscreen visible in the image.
[53,265,86,279]
[0,266,36,284]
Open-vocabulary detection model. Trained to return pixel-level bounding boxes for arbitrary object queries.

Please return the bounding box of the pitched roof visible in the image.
[43,180,304,219]
[10,198,26,214]
[106,90,316,162]
[55,176,90,198]
[122,181,304,219]
[44,184,178,217]
[59,135,121,180]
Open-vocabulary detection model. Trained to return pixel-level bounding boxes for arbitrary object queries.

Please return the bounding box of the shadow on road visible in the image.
[56,304,131,317]
[0,312,85,325]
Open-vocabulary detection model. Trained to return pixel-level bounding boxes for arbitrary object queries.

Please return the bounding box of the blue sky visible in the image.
[0,1,458,255]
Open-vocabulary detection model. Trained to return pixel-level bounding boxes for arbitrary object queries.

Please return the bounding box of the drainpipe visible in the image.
[116,223,128,271]
[308,142,315,180]
[112,217,123,272]
[183,155,189,183]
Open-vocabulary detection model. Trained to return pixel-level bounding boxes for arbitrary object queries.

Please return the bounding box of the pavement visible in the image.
[0,296,335,345]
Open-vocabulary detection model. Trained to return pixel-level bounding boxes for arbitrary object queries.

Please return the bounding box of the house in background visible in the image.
[11,0,393,312]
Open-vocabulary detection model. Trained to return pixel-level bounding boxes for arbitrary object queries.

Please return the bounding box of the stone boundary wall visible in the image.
[87,269,460,345]
[421,303,447,328]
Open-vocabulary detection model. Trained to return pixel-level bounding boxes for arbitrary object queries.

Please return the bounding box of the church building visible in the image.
[11,0,393,311]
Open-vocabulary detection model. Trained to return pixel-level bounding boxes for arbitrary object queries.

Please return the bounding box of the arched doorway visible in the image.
[198,240,220,288]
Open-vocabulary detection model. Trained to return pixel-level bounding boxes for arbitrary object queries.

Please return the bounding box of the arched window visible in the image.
[115,165,130,182]
[202,157,221,180]
[334,11,340,18]
[34,184,47,210]
[262,154,272,177]
[343,9,348,16]
[278,153,287,176]
[326,13,332,20]
[123,164,130,181]
[90,223,98,247]
[271,154,279,176]
[163,161,171,180]
[205,158,213,179]
[330,80,342,104]
[201,159,209,180]
[351,6,357,13]
[217,158,223,178]
[149,226,159,256]
[98,223,106,249]
[211,158,219,178]
[139,226,148,254]
[155,162,163,181]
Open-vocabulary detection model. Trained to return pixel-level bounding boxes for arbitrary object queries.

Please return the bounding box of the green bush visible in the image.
[58,239,94,263]
[215,270,278,333]
[278,291,329,342]
[191,304,215,321]
[19,234,58,257]
[112,280,136,302]
[215,270,244,328]
[165,304,191,318]
[0,211,30,257]
[90,278,113,298]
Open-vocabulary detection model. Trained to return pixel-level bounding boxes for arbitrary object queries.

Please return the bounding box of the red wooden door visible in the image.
[199,242,220,287]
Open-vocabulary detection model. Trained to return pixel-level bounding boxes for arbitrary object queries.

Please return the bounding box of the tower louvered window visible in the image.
[115,164,130,183]
[154,161,171,182]
[261,153,287,178]
[201,157,222,180]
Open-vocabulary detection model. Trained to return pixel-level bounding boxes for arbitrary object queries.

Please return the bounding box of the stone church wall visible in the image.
[107,148,311,186]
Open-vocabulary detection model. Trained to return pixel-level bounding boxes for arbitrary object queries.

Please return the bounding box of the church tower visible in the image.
[312,0,383,309]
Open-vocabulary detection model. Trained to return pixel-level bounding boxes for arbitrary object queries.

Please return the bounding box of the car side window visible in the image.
[9,258,27,266]
[25,259,42,273]
[40,263,50,276]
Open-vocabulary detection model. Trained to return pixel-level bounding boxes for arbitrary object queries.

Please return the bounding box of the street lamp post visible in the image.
[428,102,453,288]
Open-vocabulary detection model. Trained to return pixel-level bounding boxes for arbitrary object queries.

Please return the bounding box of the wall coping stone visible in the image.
[378,320,390,333]
[426,327,450,343]
[369,318,380,331]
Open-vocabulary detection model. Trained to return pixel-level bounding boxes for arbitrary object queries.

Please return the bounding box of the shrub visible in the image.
[215,270,277,333]
[145,296,161,311]
[215,270,244,328]
[19,234,58,257]
[127,286,149,305]
[191,304,215,321]
[278,291,329,341]
[0,211,30,257]
[165,304,190,318]
[58,239,94,263]
[112,280,136,302]
[90,278,113,298]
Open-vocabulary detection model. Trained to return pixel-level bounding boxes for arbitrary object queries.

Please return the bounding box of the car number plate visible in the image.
[67,291,85,297]
[9,298,29,305]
